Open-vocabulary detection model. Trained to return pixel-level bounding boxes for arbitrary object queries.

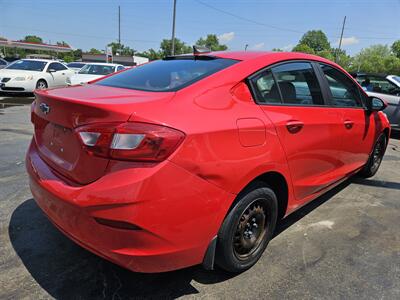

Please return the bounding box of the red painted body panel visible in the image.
[27,51,390,272]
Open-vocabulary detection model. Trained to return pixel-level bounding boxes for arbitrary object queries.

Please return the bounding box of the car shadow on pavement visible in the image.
[7,178,375,299]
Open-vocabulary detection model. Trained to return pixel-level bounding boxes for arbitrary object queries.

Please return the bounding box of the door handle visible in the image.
[286,120,304,134]
[344,120,354,129]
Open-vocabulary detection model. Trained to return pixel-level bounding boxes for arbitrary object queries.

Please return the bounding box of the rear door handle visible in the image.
[286,120,304,134]
[344,120,354,129]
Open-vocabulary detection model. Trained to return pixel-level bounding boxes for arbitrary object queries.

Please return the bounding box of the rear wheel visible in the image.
[215,183,278,272]
[359,134,387,178]
[36,80,48,90]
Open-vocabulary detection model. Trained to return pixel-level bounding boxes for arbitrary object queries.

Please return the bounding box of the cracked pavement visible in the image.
[0,95,399,299]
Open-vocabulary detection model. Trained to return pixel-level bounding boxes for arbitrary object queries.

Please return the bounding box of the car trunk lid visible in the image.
[32,84,175,184]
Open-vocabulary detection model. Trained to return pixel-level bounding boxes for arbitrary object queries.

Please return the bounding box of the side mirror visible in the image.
[48,68,56,73]
[368,96,387,112]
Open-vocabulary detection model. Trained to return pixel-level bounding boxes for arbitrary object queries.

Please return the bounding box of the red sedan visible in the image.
[26,51,390,273]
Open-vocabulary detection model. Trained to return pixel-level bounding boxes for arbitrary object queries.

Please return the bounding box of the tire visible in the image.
[215,182,278,273]
[359,133,387,178]
[36,80,48,90]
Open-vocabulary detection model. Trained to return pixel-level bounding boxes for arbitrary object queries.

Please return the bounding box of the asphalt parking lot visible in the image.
[0,95,399,299]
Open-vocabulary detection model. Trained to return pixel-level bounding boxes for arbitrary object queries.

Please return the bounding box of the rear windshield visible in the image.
[79,64,115,75]
[67,63,85,68]
[95,57,238,92]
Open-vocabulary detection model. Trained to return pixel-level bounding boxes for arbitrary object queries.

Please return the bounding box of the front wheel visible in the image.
[359,133,387,178]
[36,80,48,90]
[215,183,278,272]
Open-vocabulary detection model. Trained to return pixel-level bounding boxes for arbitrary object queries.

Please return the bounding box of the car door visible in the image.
[47,62,69,87]
[248,61,345,201]
[318,64,376,173]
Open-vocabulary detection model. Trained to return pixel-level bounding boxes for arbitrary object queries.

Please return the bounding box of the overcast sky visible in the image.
[1,0,399,55]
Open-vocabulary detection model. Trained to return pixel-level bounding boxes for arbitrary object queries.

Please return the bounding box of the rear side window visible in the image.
[320,64,363,107]
[96,57,238,92]
[250,62,324,105]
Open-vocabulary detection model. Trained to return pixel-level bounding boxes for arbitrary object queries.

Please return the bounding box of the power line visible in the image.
[194,0,303,33]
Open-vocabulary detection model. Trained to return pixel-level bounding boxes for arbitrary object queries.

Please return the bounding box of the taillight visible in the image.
[76,122,185,162]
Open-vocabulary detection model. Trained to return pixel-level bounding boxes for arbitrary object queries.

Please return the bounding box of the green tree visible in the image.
[160,38,191,56]
[271,48,283,52]
[298,30,330,52]
[107,42,135,56]
[196,34,228,51]
[23,35,43,44]
[137,48,162,60]
[89,48,102,54]
[292,43,315,54]
[349,44,400,74]
[391,40,400,58]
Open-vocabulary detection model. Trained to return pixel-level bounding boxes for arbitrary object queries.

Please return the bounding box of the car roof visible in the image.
[20,58,55,63]
[84,62,122,67]
[194,50,331,63]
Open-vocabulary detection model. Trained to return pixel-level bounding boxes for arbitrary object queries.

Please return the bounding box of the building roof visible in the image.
[0,39,73,52]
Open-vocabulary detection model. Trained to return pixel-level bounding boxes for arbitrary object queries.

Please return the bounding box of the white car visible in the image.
[68,63,125,85]
[66,62,88,73]
[0,59,74,93]
[387,75,400,87]
[353,73,400,130]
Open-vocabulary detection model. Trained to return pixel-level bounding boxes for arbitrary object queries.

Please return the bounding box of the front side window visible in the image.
[320,64,363,107]
[6,60,46,71]
[96,57,238,92]
[250,62,324,105]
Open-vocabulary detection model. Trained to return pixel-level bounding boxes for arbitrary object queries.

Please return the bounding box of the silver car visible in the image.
[353,73,400,130]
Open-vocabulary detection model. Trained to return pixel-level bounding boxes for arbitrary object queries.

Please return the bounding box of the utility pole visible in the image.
[245,44,249,51]
[118,5,121,45]
[171,0,177,55]
[336,16,346,63]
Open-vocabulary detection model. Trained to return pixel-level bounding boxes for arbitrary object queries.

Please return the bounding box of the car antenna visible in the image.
[193,45,211,56]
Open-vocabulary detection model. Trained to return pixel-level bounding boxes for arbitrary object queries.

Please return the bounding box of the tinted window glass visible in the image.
[67,63,85,68]
[0,59,6,65]
[48,63,60,71]
[56,63,68,71]
[363,76,399,95]
[117,66,125,71]
[250,70,281,103]
[271,62,324,105]
[79,64,116,75]
[96,57,238,92]
[320,64,362,107]
[6,60,46,71]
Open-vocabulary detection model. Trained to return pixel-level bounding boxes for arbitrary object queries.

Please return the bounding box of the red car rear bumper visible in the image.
[26,140,234,273]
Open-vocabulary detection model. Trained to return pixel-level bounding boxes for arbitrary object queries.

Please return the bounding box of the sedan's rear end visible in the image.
[26,56,238,272]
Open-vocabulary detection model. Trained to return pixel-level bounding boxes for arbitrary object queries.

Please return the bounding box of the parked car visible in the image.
[351,73,400,130]
[66,62,88,73]
[0,59,74,93]
[27,51,390,274]
[0,58,8,69]
[387,74,400,87]
[67,63,125,85]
